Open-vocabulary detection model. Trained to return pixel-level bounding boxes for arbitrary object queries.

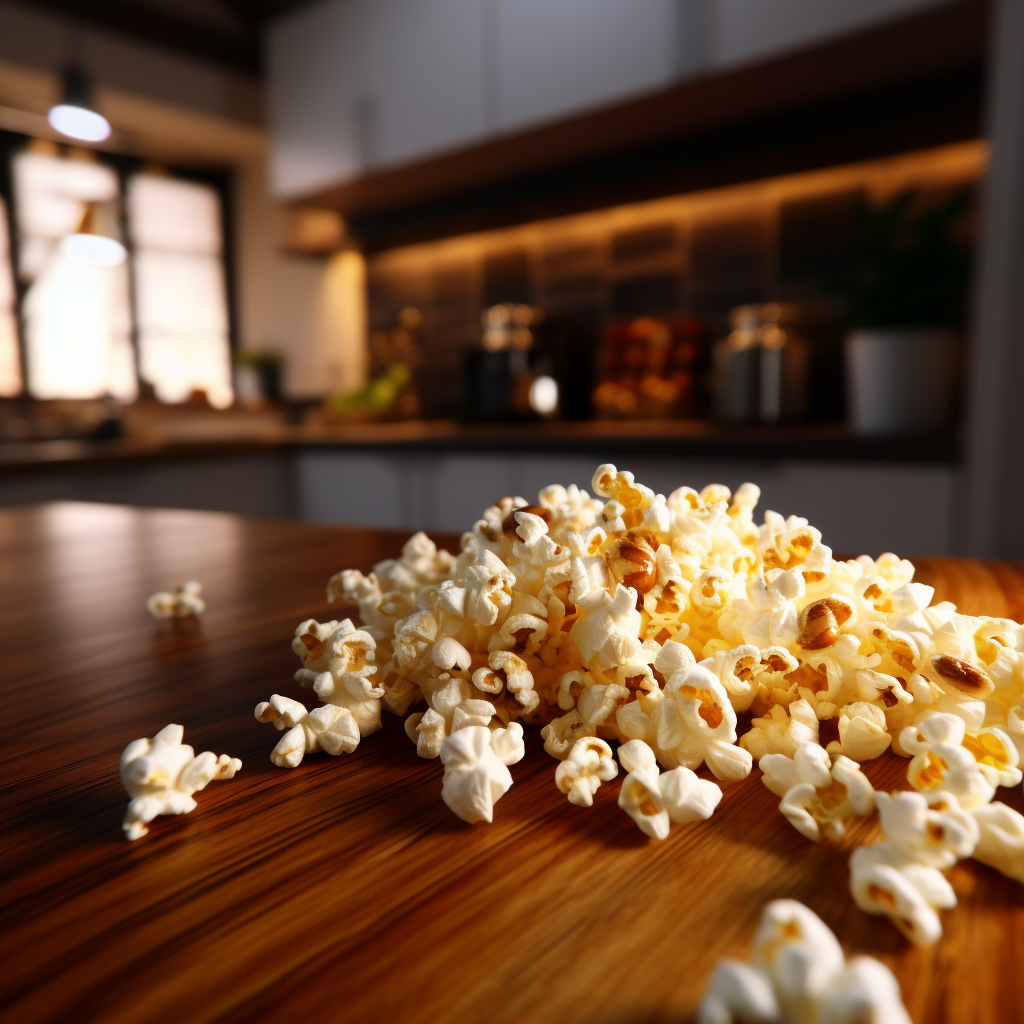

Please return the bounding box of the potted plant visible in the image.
[843,189,971,434]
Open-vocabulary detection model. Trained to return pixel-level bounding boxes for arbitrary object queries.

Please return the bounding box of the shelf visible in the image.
[0,419,960,472]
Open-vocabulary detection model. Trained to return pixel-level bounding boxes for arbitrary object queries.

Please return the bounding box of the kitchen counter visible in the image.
[0,418,960,471]
[1,502,1021,1023]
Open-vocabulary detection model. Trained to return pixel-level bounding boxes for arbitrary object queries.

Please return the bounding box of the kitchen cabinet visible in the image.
[493,0,676,132]
[268,0,486,198]
[267,0,956,200]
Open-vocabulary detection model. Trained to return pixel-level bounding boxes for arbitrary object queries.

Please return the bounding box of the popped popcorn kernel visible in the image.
[121,724,240,840]
[699,899,911,1024]
[146,581,205,619]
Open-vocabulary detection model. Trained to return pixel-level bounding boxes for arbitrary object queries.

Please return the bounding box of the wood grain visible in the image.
[1,502,1022,1024]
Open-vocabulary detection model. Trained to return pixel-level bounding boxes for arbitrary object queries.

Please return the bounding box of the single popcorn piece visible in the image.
[699,899,912,1024]
[740,698,818,762]
[439,725,514,824]
[901,713,1020,809]
[971,801,1024,883]
[617,739,722,838]
[760,742,874,842]
[848,790,978,945]
[146,581,205,619]
[825,701,892,762]
[121,724,240,840]
[555,736,618,806]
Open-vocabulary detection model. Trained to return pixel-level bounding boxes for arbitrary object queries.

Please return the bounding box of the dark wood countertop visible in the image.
[0,419,960,472]
[1,503,1021,1023]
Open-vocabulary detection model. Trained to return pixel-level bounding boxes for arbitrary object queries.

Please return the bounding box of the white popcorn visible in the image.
[285,451,1024,969]
[697,960,779,1024]
[901,713,1017,809]
[825,702,892,762]
[874,790,979,868]
[740,698,818,762]
[439,725,514,824]
[255,694,360,766]
[699,899,911,1024]
[658,766,723,823]
[761,743,874,841]
[971,801,1024,883]
[618,768,671,839]
[555,736,618,806]
[291,618,342,686]
[653,664,753,782]
[146,581,205,619]
[752,899,845,1019]
[849,842,953,945]
[616,739,722,837]
[121,724,240,839]
[848,790,977,945]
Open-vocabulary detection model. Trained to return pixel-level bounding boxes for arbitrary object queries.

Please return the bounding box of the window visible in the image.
[1,140,233,407]
[0,198,19,396]
[128,174,233,408]
[12,148,136,401]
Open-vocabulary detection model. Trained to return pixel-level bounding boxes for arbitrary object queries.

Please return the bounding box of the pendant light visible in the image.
[48,66,111,143]
[61,202,126,266]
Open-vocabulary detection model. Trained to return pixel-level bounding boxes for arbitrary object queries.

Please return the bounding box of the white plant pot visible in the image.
[844,329,958,435]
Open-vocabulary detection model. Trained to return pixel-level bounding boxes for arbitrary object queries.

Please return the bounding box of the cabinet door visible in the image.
[495,0,675,133]
[268,0,487,199]
[267,0,364,198]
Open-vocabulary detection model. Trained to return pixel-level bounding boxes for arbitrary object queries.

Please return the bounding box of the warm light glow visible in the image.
[370,140,987,273]
[529,375,559,416]
[48,104,111,143]
[61,233,126,266]
[13,150,136,401]
[128,175,233,407]
[0,198,20,396]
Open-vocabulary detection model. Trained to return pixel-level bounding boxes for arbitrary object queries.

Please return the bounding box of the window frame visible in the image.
[0,128,237,403]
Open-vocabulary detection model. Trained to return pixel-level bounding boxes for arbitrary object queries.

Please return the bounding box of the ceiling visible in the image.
[26,0,314,76]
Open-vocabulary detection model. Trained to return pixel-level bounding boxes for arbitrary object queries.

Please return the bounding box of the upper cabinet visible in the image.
[492,0,676,133]
[266,0,955,201]
[268,0,487,198]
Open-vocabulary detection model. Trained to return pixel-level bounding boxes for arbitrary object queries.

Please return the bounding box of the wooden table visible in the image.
[2,502,1023,1024]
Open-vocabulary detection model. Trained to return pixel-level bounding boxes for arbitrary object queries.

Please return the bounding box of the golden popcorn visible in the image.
[256,464,1024,944]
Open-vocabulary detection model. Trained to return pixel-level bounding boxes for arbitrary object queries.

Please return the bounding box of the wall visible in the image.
[234,160,366,399]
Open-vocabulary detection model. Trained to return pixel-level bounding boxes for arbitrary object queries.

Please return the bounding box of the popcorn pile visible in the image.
[699,898,911,1024]
[255,465,1024,943]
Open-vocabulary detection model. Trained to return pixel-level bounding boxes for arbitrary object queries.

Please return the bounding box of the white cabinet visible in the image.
[493,0,676,132]
[268,0,486,199]
[713,0,948,72]
[266,0,955,198]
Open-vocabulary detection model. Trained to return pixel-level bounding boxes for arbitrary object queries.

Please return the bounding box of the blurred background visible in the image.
[0,0,1021,557]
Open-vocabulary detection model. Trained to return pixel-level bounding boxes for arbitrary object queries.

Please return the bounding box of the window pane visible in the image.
[0,198,20,396]
[12,149,136,401]
[128,175,233,408]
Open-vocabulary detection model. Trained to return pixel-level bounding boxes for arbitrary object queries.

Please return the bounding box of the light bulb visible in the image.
[48,104,111,143]
[61,233,126,266]
[529,375,558,417]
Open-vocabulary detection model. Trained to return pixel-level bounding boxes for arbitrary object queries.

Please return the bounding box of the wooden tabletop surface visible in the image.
[2,502,1022,1024]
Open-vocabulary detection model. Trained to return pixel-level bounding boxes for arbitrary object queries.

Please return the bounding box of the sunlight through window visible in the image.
[128,174,233,408]
[12,149,136,401]
[0,197,20,396]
